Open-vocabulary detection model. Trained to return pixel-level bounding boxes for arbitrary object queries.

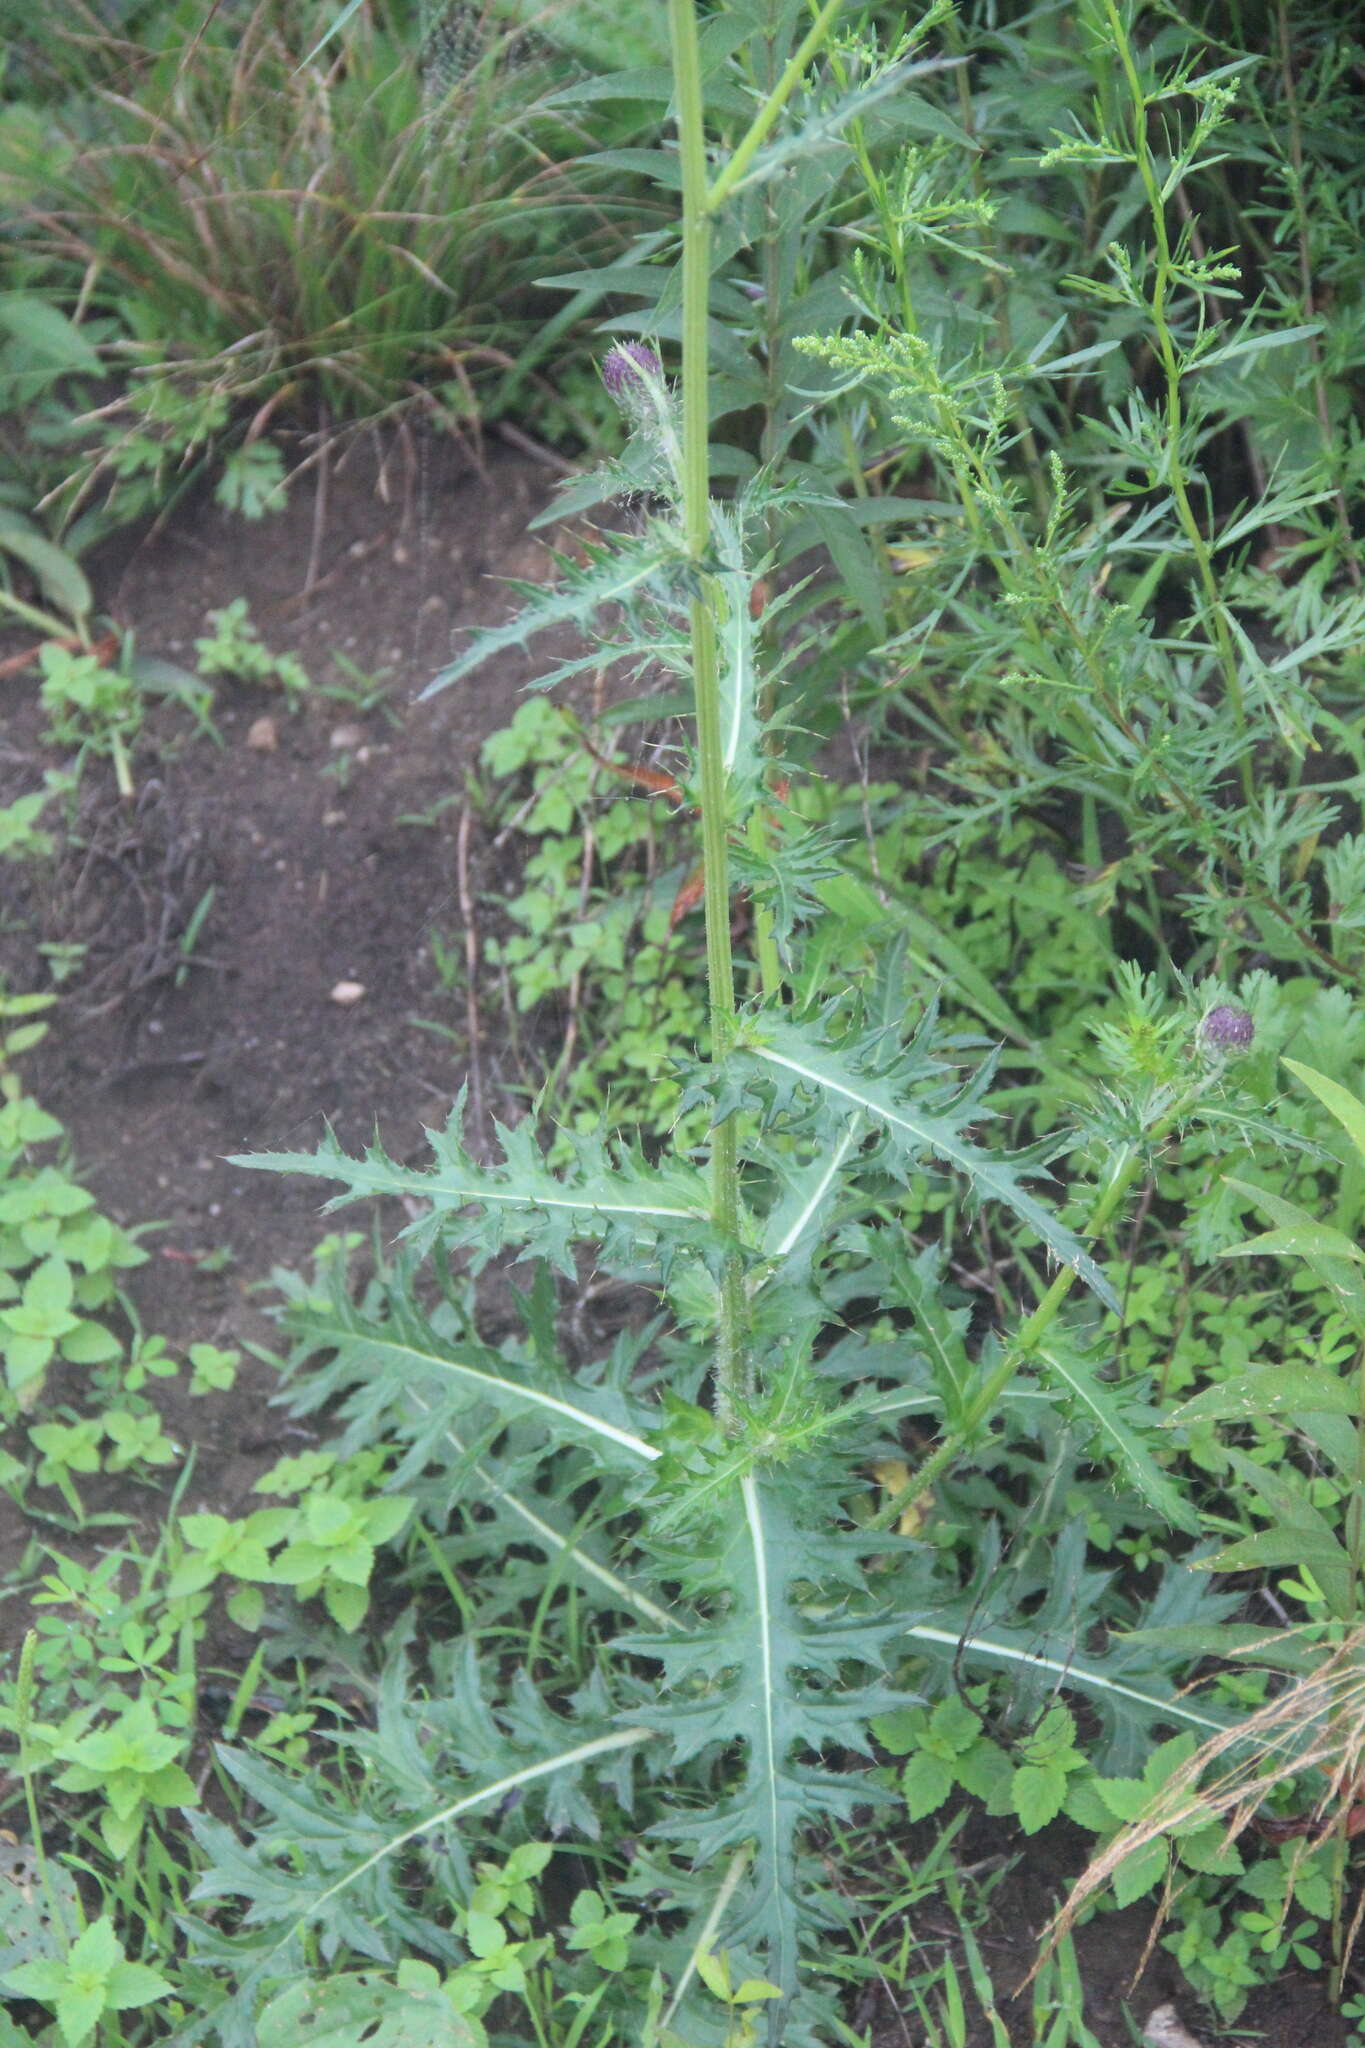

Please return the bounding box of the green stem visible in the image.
[870,1086,1201,1531]
[706,0,845,216]
[668,0,751,1421]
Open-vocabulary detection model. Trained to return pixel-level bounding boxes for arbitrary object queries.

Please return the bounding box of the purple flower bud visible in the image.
[1201,1004,1254,1050]
[601,341,663,399]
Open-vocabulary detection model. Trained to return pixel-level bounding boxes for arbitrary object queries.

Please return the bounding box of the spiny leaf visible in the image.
[904,1564,1240,1779]
[626,1442,914,2039]
[710,500,764,804]
[1034,1335,1199,1533]
[740,1013,1119,1313]
[230,1092,717,1278]
[283,1284,658,1471]
[421,528,674,699]
[177,1723,655,2047]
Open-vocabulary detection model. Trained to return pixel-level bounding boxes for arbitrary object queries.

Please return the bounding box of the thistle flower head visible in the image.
[601,341,663,401]
[1201,1004,1254,1050]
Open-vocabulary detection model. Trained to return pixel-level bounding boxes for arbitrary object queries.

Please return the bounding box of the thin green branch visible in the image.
[705,0,845,215]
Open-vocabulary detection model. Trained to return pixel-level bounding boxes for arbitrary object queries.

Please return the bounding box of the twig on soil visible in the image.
[303,401,331,597]
[106,1049,207,1084]
[493,419,580,478]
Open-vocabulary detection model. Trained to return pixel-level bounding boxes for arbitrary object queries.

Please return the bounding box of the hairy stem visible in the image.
[668,0,750,1421]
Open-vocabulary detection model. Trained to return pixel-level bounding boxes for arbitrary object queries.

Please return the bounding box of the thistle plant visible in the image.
[195,6,1322,2040]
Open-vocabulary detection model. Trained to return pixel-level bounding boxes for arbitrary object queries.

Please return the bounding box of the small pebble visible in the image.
[329,980,366,1007]
[1142,2007,1207,2048]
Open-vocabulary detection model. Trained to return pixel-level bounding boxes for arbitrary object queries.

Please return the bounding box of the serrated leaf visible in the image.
[900,1749,954,1820]
[710,501,762,798]
[1036,1339,1199,1532]
[283,1285,657,1470]
[421,531,673,699]
[928,1694,983,1756]
[629,1457,912,2032]
[178,1723,655,2044]
[215,442,287,521]
[256,1971,481,2046]
[230,1091,715,1280]
[741,1014,1119,1312]
[1013,1762,1067,1834]
[1094,1775,1149,1824]
[1111,1838,1167,1908]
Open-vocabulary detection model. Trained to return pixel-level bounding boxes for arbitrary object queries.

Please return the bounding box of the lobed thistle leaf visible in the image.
[626,1420,917,2039]
[739,1012,1121,1314]
[229,1090,719,1279]
[421,527,676,698]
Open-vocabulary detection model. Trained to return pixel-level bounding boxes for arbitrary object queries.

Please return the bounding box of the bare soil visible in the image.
[3,433,566,1404]
[0,433,1349,2046]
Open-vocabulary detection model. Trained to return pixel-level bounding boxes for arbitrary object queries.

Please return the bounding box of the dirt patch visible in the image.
[0,432,586,1512]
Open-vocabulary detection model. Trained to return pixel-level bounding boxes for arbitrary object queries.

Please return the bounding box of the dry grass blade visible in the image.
[1041,1629,1365,1980]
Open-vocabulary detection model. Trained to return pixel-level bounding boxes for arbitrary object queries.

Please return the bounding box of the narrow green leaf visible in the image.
[0,522,91,626]
[1283,1059,1365,1167]
[1037,1342,1199,1532]
[1221,1176,1365,1332]
[1194,1527,1354,1617]
[296,0,367,66]
[1171,1366,1360,1428]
